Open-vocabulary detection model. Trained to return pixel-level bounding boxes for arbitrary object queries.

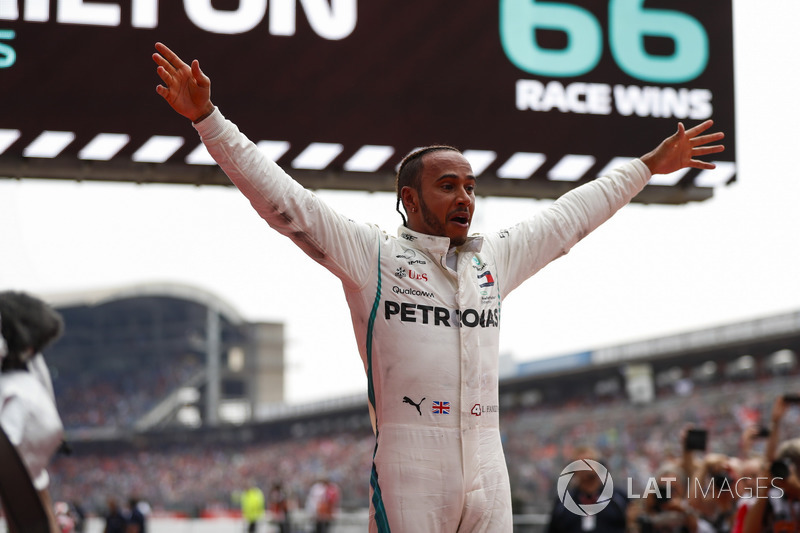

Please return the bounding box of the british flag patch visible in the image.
[432,401,450,414]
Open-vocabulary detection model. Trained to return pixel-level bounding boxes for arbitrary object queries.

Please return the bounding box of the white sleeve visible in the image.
[194,108,380,289]
[0,376,64,490]
[487,159,651,294]
[28,354,55,403]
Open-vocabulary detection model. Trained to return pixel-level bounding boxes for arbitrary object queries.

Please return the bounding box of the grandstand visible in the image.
[44,283,285,436]
[42,288,800,530]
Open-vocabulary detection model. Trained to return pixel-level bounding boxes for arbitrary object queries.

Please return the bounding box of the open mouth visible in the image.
[449,212,470,226]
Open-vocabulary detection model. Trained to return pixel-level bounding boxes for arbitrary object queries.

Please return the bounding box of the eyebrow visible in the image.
[435,173,477,182]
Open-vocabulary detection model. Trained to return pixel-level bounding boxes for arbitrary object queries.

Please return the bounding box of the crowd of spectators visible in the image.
[504,374,800,513]
[49,432,374,517]
[52,352,203,429]
[46,364,800,532]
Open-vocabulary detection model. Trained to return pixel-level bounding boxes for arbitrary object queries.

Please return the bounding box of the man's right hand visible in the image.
[152,42,215,123]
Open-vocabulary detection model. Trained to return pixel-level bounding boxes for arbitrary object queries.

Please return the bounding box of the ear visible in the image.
[400,186,418,214]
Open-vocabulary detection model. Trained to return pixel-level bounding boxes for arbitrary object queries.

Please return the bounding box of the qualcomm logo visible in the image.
[557,459,614,516]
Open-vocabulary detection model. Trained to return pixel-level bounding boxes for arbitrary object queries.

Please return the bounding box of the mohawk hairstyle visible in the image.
[394,145,461,227]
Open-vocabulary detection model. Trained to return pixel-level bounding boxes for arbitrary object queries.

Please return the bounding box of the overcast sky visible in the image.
[1,0,798,404]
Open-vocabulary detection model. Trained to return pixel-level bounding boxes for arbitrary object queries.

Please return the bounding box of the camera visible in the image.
[653,487,671,511]
[711,472,733,487]
[783,393,800,404]
[684,428,708,451]
[770,458,792,480]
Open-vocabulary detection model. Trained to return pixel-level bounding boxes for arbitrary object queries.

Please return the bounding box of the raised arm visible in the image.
[152,42,215,123]
[640,120,725,175]
[765,396,787,463]
[489,119,726,294]
[150,43,379,289]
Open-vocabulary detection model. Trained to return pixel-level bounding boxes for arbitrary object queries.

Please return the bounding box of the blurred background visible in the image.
[1,0,798,531]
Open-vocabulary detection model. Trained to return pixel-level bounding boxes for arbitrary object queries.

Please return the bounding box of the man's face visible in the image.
[575,469,602,493]
[414,151,476,246]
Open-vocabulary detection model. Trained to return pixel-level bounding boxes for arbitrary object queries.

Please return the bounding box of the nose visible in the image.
[456,185,472,207]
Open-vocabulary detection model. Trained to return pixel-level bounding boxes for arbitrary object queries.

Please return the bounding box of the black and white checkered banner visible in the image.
[0,128,735,188]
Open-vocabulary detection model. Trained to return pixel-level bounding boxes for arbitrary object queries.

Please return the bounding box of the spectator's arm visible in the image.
[740,425,758,458]
[681,427,700,485]
[765,397,786,463]
[742,496,768,533]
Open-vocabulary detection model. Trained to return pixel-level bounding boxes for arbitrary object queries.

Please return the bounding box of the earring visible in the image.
[411,207,417,213]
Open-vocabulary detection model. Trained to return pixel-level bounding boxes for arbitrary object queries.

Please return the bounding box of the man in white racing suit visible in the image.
[152,42,725,533]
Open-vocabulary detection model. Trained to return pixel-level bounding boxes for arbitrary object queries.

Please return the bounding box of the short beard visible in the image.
[419,195,446,238]
[419,196,468,246]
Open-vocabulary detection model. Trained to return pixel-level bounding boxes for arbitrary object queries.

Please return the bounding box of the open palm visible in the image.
[153,42,214,123]
[641,120,725,175]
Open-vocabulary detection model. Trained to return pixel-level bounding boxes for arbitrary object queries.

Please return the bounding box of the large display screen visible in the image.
[0,1,736,203]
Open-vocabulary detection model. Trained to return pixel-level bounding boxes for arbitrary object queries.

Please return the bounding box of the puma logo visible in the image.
[403,396,425,416]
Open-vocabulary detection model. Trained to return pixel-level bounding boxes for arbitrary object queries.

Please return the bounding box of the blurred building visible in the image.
[45,283,284,436]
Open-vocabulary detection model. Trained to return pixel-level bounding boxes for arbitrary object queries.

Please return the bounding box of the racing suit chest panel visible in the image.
[366,229,502,433]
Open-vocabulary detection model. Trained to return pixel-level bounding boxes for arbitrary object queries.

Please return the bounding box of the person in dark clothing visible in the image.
[103,498,126,533]
[70,501,86,533]
[268,482,291,533]
[548,446,629,533]
[126,497,146,533]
